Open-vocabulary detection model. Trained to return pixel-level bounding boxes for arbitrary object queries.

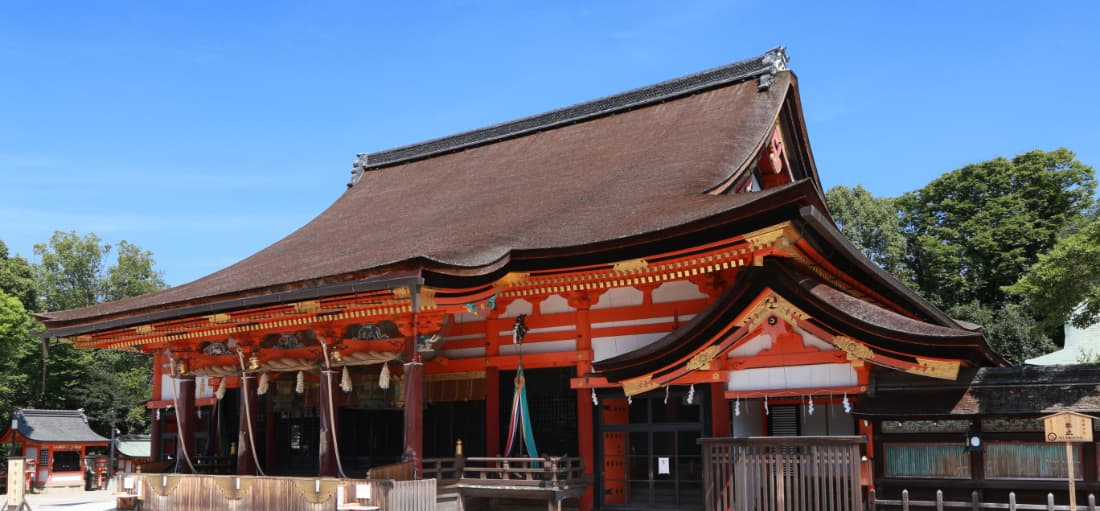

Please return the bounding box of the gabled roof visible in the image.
[594,258,1003,382]
[2,409,109,444]
[38,48,814,336]
[116,434,151,458]
[854,365,1100,416]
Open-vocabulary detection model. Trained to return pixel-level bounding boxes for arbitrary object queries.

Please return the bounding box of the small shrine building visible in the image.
[35,48,1020,509]
[1,409,110,489]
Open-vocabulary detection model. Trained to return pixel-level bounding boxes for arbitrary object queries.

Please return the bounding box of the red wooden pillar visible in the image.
[318,369,340,477]
[175,375,196,474]
[569,291,596,511]
[264,390,276,473]
[236,374,259,475]
[403,355,424,476]
[710,382,731,437]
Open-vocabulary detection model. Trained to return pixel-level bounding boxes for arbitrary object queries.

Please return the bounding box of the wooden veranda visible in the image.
[699,436,866,511]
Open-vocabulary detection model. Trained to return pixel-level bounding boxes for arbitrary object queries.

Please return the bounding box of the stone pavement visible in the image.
[5,487,117,511]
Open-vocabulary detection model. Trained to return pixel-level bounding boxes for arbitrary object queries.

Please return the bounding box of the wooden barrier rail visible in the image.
[112,473,436,511]
[422,455,588,510]
[871,489,1099,511]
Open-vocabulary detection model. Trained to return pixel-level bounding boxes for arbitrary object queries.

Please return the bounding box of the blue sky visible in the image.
[2,1,1098,287]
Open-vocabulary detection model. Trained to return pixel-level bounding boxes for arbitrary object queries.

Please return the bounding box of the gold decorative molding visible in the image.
[612,258,648,273]
[418,287,438,309]
[743,221,799,251]
[906,357,961,380]
[493,272,531,290]
[291,478,340,504]
[207,313,232,324]
[293,300,322,314]
[686,345,721,371]
[622,376,661,397]
[213,476,254,500]
[146,474,183,497]
[833,335,873,362]
[741,294,810,331]
[134,324,155,335]
[393,287,411,299]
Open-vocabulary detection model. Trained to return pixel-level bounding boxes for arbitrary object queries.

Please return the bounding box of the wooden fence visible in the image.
[870,489,1099,511]
[423,455,587,510]
[114,473,436,511]
[699,436,865,511]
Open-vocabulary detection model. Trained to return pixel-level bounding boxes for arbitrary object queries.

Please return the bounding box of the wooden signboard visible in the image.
[6,458,25,510]
[1044,411,1094,442]
[1041,411,1097,511]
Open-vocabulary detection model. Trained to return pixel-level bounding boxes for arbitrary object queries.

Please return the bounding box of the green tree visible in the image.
[0,240,37,311]
[1007,216,1100,331]
[824,185,912,284]
[0,291,35,421]
[946,301,1057,365]
[898,148,1096,309]
[30,231,168,434]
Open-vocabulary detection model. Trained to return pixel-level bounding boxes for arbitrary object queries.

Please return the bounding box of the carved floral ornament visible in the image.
[741,293,810,331]
[832,335,874,362]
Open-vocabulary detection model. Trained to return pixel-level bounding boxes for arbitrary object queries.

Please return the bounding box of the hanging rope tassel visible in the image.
[296,370,305,394]
[257,372,269,395]
[340,366,352,393]
[379,362,391,390]
[215,377,227,400]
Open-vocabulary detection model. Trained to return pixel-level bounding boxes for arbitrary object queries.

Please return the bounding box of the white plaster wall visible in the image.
[500,339,577,355]
[591,287,644,310]
[592,333,667,362]
[500,299,533,318]
[540,294,574,314]
[652,280,707,303]
[727,364,857,392]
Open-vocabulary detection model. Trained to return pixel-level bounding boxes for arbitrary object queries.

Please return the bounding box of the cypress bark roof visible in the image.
[37,49,804,334]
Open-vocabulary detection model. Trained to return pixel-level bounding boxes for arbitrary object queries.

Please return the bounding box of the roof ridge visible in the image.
[348,47,789,186]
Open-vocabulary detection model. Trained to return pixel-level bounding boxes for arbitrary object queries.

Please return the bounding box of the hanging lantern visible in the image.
[379,363,391,390]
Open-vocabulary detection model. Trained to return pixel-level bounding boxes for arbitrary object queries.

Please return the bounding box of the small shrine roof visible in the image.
[5,409,110,444]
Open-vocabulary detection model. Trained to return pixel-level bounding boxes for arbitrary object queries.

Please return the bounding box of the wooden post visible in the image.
[568,291,596,511]
[403,349,425,477]
[236,374,259,475]
[176,375,196,474]
[318,368,339,477]
[1068,442,1078,511]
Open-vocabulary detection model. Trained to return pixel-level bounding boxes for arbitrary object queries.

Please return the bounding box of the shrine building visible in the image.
[35,48,1022,509]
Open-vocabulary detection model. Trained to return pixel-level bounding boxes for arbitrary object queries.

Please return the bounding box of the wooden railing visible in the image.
[112,473,436,511]
[699,436,866,511]
[422,455,585,489]
[871,489,1099,511]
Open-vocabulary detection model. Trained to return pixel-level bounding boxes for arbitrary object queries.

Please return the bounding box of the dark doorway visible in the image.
[425,400,485,457]
[599,387,706,510]
[498,367,578,457]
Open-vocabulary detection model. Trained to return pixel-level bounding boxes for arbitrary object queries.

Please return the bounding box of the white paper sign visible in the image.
[658,456,670,475]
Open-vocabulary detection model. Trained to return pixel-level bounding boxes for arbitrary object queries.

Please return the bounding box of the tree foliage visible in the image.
[824,185,911,284]
[897,149,1096,308]
[826,148,1097,365]
[1007,216,1100,330]
[0,232,168,434]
